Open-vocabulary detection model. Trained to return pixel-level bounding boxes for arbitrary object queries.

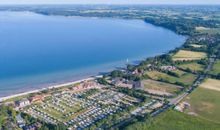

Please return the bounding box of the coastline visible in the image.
[0,11,186,103]
[0,75,102,102]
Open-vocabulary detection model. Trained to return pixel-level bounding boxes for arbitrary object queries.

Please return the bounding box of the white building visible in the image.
[16,98,30,108]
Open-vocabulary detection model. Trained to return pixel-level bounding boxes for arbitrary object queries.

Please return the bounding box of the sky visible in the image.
[0,0,220,5]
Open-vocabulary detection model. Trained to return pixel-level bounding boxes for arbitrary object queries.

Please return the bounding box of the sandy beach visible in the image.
[0,75,102,102]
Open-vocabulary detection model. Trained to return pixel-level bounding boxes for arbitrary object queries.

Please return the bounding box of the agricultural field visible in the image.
[177,62,205,72]
[184,79,220,123]
[200,78,220,92]
[172,50,207,61]
[146,71,196,86]
[171,69,187,77]
[209,59,220,76]
[196,26,220,34]
[124,110,220,130]
[141,79,182,96]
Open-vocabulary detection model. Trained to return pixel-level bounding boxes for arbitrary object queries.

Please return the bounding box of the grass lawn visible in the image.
[210,59,220,76]
[146,71,196,86]
[142,79,181,95]
[177,62,205,72]
[172,50,207,61]
[171,69,186,76]
[184,80,220,123]
[125,110,220,130]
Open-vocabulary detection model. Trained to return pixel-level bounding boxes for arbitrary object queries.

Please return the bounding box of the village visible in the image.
[0,5,220,130]
[3,34,219,129]
[3,79,166,130]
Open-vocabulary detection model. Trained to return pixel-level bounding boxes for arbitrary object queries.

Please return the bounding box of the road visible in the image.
[169,56,216,105]
[146,55,216,118]
[110,55,217,129]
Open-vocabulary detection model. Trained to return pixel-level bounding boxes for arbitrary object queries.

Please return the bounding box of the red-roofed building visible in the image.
[29,95,44,103]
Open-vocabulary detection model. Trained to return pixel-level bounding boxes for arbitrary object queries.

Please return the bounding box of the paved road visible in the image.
[148,55,216,118]
[110,56,217,129]
[169,56,216,106]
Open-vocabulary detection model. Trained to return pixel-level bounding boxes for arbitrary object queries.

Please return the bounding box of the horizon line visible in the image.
[0,3,220,6]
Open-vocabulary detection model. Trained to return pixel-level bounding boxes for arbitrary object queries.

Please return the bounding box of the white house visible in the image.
[16,98,30,108]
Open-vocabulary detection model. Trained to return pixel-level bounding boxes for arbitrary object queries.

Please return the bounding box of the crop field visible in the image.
[196,26,220,34]
[172,50,207,61]
[146,71,196,86]
[141,79,182,96]
[177,62,205,72]
[125,110,220,130]
[184,80,220,123]
[210,59,220,76]
[200,78,220,92]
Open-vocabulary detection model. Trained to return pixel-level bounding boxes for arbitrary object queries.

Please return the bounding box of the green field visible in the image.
[172,69,186,76]
[124,110,220,130]
[184,87,220,123]
[146,71,196,86]
[210,59,220,76]
[172,50,207,61]
[142,79,181,95]
[178,62,205,72]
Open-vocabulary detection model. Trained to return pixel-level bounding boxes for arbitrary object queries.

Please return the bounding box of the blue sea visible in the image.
[0,11,186,97]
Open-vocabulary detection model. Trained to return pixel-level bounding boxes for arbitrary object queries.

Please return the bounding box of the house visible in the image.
[174,102,190,112]
[29,95,44,103]
[111,77,123,85]
[15,98,30,108]
[160,66,176,71]
[132,69,143,75]
[111,78,134,88]
[132,80,144,88]
[174,105,183,112]
[23,122,42,130]
[72,81,99,91]
[16,114,26,128]
[82,81,96,88]
[4,101,15,107]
